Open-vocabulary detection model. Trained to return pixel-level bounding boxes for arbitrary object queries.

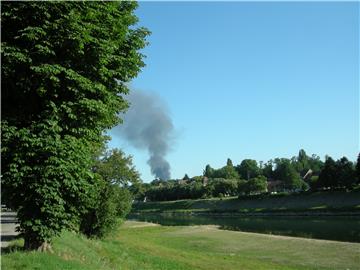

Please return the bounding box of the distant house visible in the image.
[302,169,313,180]
[178,179,187,185]
[202,176,209,187]
[267,180,284,193]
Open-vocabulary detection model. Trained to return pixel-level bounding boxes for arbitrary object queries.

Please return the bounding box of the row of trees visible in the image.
[136,151,360,202]
[2,2,149,250]
[141,177,269,202]
[204,150,323,186]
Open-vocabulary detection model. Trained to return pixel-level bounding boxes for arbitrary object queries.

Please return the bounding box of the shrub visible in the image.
[80,185,132,238]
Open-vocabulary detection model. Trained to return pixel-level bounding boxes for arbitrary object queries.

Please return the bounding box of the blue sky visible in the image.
[109,2,359,182]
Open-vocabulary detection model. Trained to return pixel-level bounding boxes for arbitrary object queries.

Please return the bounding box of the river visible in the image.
[128,214,360,243]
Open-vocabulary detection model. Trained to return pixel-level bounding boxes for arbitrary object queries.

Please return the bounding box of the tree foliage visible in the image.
[204,164,215,178]
[356,153,360,183]
[317,157,338,188]
[145,181,209,201]
[273,159,304,190]
[212,159,240,179]
[210,179,238,197]
[236,159,260,180]
[80,148,138,238]
[261,160,274,179]
[307,154,324,175]
[336,157,356,188]
[1,1,148,249]
[94,148,140,186]
[317,156,356,189]
[2,124,100,249]
[291,150,323,176]
[244,176,268,195]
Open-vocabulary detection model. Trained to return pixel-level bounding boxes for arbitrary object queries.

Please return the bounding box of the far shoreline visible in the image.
[130,209,360,217]
[131,189,360,218]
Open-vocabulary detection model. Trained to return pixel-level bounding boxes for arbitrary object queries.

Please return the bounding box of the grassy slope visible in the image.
[132,190,360,214]
[2,221,360,270]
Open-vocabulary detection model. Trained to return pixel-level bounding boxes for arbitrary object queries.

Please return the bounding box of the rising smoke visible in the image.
[113,90,174,180]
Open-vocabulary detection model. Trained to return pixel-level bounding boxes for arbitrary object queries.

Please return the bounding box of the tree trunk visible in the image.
[24,234,53,253]
[37,241,53,253]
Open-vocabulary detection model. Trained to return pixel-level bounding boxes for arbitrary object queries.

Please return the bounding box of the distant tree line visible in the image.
[134,150,360,202]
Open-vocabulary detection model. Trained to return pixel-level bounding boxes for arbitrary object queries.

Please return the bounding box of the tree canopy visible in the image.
[236,159,260,180]
[317,156,356,189]
[356,153,360,182]
[204,164,215,178]
[317,157,338,188]
[273,158,304,190]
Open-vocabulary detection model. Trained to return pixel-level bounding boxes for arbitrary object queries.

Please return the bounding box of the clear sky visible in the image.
[109,2,359,182]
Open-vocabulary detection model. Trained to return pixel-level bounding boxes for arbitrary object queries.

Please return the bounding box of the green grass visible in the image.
[2,221,360,270]
[133,190,360,215]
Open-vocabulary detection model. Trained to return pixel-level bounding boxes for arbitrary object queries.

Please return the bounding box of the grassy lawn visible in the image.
[133,190,360,214]
[2,221,360,270]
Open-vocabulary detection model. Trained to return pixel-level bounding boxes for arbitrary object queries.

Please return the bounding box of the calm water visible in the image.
[128,214,360,243]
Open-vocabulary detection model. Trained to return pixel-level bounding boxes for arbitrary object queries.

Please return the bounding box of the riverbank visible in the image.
[2,221,360,270]
[132,190,360,216]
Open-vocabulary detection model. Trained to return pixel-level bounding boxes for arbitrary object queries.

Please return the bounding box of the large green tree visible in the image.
[213,164,240,179]
[356,153,360,183]
[308,154,324,174]
[245,176,268,195]
[261,160,274,179]
[317,156,338,188]
[1,1,149,250]
[336,157,356,188]
[273,158,304,190]
[210,178,238,197]
[293,149,311,176]
[317,156,356,189]
[291,150,323,177]
[203,164,215,178]
[236,159,260,180]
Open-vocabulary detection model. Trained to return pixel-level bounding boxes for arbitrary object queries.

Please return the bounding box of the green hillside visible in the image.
[3,221,360,270]
[132,190,360,215]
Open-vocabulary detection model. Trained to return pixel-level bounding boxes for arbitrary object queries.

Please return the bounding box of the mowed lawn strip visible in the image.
[2,221,360,270]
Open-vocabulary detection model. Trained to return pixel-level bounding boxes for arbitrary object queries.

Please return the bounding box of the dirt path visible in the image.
[1,211,19,249]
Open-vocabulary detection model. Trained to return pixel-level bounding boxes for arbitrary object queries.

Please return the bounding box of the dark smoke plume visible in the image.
[113,90,174,180]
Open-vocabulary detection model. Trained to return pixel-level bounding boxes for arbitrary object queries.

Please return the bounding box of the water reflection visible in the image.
[128,214,360,243]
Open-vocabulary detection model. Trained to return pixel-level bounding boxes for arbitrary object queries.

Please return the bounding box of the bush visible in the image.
[237,176,267,196]
[237,180,248,196]
[80,185,132,238]
[209,178,238,197]
[113,187,133,218]
[309,176,319,190]
[246,176,268,195]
